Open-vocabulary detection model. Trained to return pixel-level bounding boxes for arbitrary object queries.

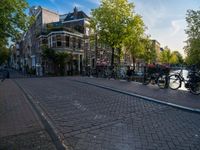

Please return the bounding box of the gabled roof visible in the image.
[64,7,89,21]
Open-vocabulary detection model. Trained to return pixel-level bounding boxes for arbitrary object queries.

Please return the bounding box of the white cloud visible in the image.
[134,0,166,29]
[133,0,188,57]
[170,19,185,36]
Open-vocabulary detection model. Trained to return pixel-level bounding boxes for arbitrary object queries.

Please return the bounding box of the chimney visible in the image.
[74,7,78,19]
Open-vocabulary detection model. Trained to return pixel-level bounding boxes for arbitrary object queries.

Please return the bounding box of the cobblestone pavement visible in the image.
[72,76,200,109]
[0,80,56,150]
[15,77,200,150]
[0,130,56,150]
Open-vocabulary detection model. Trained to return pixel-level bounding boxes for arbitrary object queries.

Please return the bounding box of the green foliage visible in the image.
[0,0,32,46]
[90,0,144,67]
[55,52,70,76]
[170,53,178,64]
[139,37,157,64]
[91,0,133,46]
[123,14,145,64]
[160,47,173,64]
[42,48,71,75]
[42,47,57,63]
[184,9,200,65]
[172,51,184,64]
[0,47,9,65]
[159,47,183,65]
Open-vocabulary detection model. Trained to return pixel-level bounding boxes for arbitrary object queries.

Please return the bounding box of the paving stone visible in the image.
[0,130,56,150]
[0,80,56,150]
[73,76,200,109]
[15,77,200,150]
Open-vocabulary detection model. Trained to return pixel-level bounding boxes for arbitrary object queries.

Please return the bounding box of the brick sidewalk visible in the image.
[0,80,56,150]
[72,77,200,110]
[15,77,200,150]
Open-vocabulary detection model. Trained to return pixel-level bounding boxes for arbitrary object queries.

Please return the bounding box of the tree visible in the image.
[159,47,183,65]
[42,48,71,75]
[172,51,184,64]
[159,47,172,64]
[0,47,9,65]
[123,15,145,65]
[184,9,200,65]
[55,52,69,76]
[141,37,157,64]
[0,0,32,46]
[169,52,178,64]
[42,47,56,63]
[90,0,143,68]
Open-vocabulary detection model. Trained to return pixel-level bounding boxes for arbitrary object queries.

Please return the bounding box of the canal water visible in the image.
[170,69,189,91]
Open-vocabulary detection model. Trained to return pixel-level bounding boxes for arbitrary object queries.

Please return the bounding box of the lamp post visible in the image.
[95,33,98,67]
[95,33,98,76]
[83,34,88,75]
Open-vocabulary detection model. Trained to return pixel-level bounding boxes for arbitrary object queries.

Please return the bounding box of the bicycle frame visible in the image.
[171,68,199,90]
[171,69,186,88]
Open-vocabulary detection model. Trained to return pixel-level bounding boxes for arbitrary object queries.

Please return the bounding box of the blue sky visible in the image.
[27,0,200,57]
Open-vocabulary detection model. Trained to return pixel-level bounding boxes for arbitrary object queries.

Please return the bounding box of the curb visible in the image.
[13,80,68,150]
[73,80,200,114]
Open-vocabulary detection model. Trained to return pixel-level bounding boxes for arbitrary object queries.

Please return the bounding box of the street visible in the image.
[1,0,200,149]
[11,77,200,150]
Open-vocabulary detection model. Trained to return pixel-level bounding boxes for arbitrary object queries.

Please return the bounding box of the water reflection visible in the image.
[170,69,189,91]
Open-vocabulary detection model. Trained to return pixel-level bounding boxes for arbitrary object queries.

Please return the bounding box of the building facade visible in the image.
[152,40,161,62]
[11,6,93,76]
[10,6,161,76]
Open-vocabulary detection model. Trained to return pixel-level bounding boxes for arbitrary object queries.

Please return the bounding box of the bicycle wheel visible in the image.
[190,81,200,95]
[143,74,151,85]
[157,74,167,89]
[168,74,181,90]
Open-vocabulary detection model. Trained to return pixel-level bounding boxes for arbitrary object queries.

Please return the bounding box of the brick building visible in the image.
[10,6,114,76]
[152,40,161,62]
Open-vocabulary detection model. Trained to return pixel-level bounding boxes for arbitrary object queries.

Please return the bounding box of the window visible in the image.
[52,36,56,48]
[73,37,76,49]
[56,35,62,47]
[78,39,82,49]
[48,37,51,47]
[65,36,70,47]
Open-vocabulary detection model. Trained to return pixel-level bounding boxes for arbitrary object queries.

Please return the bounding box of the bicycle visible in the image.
[168,68,200,95]
[143,65,169,89]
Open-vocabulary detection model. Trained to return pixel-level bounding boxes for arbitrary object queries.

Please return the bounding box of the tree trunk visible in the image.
[132,55,136,73]
[111,47,115,69]
[132,55,136,66]
[95,34,98,70]
[117,48,121,65]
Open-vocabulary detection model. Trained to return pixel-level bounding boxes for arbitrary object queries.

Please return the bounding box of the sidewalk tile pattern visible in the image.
[15,77,200,150]
[0,80,56,150]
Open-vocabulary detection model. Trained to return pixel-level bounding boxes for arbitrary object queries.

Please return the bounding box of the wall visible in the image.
[42,8,59,32]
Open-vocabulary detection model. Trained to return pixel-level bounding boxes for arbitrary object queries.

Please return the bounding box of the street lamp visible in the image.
[95,33,98,76]
[95,33,98,68]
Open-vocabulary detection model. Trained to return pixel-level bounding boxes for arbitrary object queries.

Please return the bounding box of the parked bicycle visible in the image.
[168,67,200,95]
[143,64,169,89]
